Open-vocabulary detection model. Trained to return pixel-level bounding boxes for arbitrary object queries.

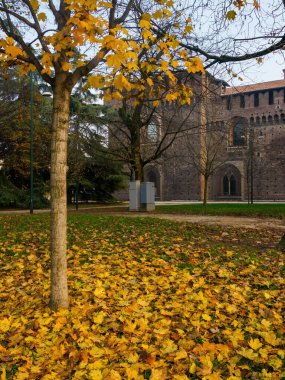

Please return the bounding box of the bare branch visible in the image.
[0,6,35,28]
[115,0,135,25]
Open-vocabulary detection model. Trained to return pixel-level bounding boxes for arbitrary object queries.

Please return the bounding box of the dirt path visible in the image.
[76,208,285,231]
[146,214,285,230]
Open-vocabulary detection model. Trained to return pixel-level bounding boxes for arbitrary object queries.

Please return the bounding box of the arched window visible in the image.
[274,114,279,123]
[146,169,160,199]
[147,121,158,142]
[262,116,267,124]
[233,122,246,146]
[230,175,236,195]
[223,175,229,195]
[223,175,237,195]
[148,170,157,184]
[268,115,273,124]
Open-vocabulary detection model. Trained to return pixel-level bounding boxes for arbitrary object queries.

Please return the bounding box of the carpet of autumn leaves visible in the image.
[0,214,284,380]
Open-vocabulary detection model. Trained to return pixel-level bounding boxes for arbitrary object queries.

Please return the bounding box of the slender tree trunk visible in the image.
[134,151,144,181]
[131,125,144,181]
[203,176,208,206]
[49,79,70,310]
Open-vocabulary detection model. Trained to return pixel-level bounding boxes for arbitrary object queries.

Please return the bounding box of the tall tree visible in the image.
[0,0,200,309]
[100,0,204,181]
[68,95,123,204]
[0,70,51,189]
[0,0,136,310]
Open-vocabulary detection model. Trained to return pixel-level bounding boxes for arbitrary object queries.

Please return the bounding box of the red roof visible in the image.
[224,79,285,96]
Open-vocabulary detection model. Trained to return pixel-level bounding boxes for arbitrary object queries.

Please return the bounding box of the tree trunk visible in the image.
[134,151,144,181]
[49,79,70,310]
[203,176,208,206]
[131,128,144,181]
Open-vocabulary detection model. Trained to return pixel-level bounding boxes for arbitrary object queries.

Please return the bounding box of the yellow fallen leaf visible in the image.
[0,318,11,333]
[93,287,106,298]
[268,356,282,370]
[174,349,188,361]
[125,366,138,380]
[108,370,122,380]
[89,347,104,358]
[1,367,6,380]
[261,319,271,330]
[89,369,103,380]
[248,338,262,350]
[189,362,196,374]
[150,368,166,380]
[161,339,177,353]
[128,352,139,364]
[88,360,105,370]
[14,372,29,380]
[198,354,213,376]
[238,348,258,361]
[93,312,105,325]
[226,305,237,314]
[260,332,280,346]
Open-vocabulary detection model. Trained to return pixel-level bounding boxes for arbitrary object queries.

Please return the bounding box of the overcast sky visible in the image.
[227,53,285,87]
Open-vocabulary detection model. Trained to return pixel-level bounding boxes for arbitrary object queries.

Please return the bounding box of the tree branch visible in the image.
[115,0,134,25]
[180,36,285,69]
[0,6,35,29]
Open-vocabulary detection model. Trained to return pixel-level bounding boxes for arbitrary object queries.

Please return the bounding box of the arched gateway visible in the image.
[213,164,242,199]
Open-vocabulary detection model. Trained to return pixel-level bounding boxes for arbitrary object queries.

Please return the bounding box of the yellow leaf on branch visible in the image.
[5,46,23,58]
[62,62,72,72]
[114,74,133,91]
[106,54,124,68]
[139,19,152,29]
[184,57,205,74]
[38,13,47,22]
[88,75,104,89]
[30,0,39,11]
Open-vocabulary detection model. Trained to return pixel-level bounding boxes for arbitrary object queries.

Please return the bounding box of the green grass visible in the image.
[155,203,285,218]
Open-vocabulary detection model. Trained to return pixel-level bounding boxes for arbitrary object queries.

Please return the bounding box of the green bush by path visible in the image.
[155,203,285,218]
[0,213,284,379]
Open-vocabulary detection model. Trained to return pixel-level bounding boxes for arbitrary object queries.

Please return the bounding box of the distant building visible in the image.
[142,70,285,200]
[113,71,285,201]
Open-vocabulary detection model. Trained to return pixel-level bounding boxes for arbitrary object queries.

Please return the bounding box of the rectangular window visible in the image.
[254,92,259,107]
[283,89,285,103]
[227,96,232,110]
[268,90,274,105]
[240,95,245,108]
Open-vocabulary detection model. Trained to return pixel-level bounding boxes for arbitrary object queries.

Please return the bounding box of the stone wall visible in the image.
[157,75,285,201]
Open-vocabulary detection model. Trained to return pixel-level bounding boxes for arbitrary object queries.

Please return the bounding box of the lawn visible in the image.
[155,203,285,219]
[0,214,284,379]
